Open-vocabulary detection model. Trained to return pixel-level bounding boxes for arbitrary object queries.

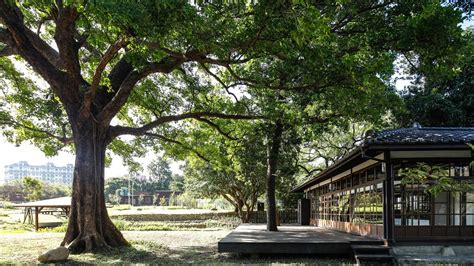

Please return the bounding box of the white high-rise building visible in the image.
[4,161,74,185]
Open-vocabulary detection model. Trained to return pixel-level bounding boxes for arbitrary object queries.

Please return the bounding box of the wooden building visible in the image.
[293,124,474,243]
[118,190,182,206]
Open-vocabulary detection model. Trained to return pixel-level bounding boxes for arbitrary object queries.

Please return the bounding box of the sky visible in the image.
[0,16,472,184]
[0,135,128,182]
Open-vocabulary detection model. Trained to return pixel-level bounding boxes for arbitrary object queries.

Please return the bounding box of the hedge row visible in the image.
[110,211,237,222]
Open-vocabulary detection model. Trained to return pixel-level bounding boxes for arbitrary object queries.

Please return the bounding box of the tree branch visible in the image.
[195,117,238,141]
[0,119,73,145]
[110,111,262,138]
[97,57,187,122]
[146,42,251,66]
[144,133,210,162]
[53,5,81,83]
[331,1,395,33]
[298,164,324,177]
[0,45,14,56]
[200,63,238,100]
[0,2,67,93]
[81,38,126,117]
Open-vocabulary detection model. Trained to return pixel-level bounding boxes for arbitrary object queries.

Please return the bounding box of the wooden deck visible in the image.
[218,224,382,255]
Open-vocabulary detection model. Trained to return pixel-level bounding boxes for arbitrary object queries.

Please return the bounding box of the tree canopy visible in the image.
[0,0,469,252]
[396,29,473,127]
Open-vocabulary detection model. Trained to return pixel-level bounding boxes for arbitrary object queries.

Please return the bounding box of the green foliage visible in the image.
[0,58,72,156]
[105,173,183,204]
[182,122,267,212]
[104,177,128,202]
[41,183,71,199]
[0,2,470,242]
[396,33,474,127]
[399,162,474,196]
[0,181,69,202]
[168,192,176,207]
[159,196,166,207]
[21,177,42,201]
[109,194,121,206]
[176,192,198,209]
[147,159,173,190]
[0,201,14,209]
[1,0,466,170]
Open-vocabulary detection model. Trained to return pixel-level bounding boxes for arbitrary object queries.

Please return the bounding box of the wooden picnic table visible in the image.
[15,197,71,231]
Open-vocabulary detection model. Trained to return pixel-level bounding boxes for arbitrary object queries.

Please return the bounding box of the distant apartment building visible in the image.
[4,161,74,185]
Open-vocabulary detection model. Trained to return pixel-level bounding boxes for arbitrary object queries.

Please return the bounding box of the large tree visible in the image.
[231,1,468,231]
[182,122,267,223]
[181,120,299,222]
[0,1,271,252]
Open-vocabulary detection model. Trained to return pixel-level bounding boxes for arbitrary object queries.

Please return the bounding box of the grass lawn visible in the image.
[0,231,354,264]
[0,206,353,264]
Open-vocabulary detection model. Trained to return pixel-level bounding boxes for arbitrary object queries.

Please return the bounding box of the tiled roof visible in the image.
[366,124,474,145]
[292,124,473,193]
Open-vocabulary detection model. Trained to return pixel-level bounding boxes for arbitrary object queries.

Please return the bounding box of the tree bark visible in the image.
[266,120,283,232]
[61,120,128,253]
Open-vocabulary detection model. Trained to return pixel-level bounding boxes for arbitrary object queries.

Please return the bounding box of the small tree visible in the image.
[168,192,176,207]
[21,176,42,201]
[399,145,474,196]
[159,196,167,207]
[153,194,160,206]
[400,162,474,196]
[138,194,146,206]
[108,194,121,206]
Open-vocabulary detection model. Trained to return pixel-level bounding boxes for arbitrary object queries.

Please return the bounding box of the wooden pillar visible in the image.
[383,150,394,244]
[23,207,28,224]
[34,206,39,231]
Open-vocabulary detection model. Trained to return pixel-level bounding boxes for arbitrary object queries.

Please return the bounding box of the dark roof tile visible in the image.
[366,127,474,145]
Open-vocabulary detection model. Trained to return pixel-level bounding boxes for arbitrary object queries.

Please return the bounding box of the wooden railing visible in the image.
[248,209,298,224]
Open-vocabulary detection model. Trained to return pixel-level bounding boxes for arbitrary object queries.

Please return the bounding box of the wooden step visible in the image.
[352,244,390,255]
[355,254,394,265]
[350,240,385,245]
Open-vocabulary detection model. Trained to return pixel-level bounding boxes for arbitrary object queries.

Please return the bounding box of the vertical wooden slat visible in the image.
[383,150,394,244]
[34,206,39,231]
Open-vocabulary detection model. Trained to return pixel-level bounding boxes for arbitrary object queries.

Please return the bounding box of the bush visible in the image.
[176,193,198,209]
[40,221,68,233]
[110,211,236,222]
[112,218,128,231]
[0,201,15,209]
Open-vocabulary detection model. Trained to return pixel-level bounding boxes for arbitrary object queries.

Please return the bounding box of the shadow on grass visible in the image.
[61,240,354,265]
[64,241,170,264]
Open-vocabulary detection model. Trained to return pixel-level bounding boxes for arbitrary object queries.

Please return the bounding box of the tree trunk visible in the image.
[236,199,247,223]
[61,120,128,253]
[266,120,283,232]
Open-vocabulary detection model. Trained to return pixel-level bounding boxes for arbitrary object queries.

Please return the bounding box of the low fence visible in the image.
[249,209,298,224]
[110,209,299,224]
[111,211,237,222]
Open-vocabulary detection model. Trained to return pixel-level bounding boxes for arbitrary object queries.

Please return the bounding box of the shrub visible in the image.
[110,211,236,222]
[0,201,15,209]
[40,221,68,233]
